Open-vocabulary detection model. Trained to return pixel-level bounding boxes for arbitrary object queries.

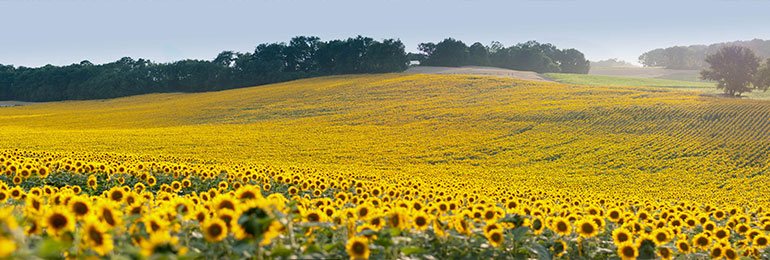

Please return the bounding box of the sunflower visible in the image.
[713,210,726,220]
[709,245,724,259]
[0,191,7,203]
[87,175,98,190]
[482,207,498,223]
[304,209,325,223]
[140,231,181,257]
[260,221,285,246]
[551,217,572,236]
[346,236,370,260]
[44,207,75,236]
[356,204,373,220]
[484,229,504,247]
[106,187,125,203]
[617,241,638,260]
[387,208,407,229]
[9,187,23,200]
[484,223,501,236]
[613,228,632,245]
[651,229,671,245]
[147,176,157,186]
[411,211,431,231]
[68,196,91,219]
[713,227,729,240]
[453,216,471,235]
[143,214,170,234]
[658,247,673,260]
[551,240,567,256]
[531,217,545,235]
[676,239,691,253]
[693,233,711,250]
[83,216,114,256]
[25,195,43,214]
[368,215,384,230]
[213,195,238,211]
[0,237,16,258]
[25,218,42,235]
[575,218,599,238]
[723,247,738,260]
[202,218,228,242]
[754,234,769,248]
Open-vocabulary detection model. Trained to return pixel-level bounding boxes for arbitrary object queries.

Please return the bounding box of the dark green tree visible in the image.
[419,38,469,67]
[468,42,490,66]
[700,46,763,97]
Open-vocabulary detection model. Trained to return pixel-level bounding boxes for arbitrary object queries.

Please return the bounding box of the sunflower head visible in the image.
[575,218,599,238]
[45,207,75,237]
[202,218,228,243]
[346,236,370,260]
[552,217,572,236]
[617,241,638,260]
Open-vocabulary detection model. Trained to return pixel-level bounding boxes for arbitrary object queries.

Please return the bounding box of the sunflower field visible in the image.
[1,74,770,259]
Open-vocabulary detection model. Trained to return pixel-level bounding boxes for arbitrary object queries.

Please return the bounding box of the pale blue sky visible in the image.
[1,0,769,67]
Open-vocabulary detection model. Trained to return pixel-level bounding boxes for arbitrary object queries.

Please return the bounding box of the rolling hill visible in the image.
[3,73,770,258]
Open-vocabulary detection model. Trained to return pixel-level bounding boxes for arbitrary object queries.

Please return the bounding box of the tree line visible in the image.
[0,36,408,102]
[639,39,770,70]
[0,36,589,102]
[414,38,590,74]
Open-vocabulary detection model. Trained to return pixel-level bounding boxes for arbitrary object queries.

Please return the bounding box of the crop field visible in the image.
[546,73,770,101]
[2,74,770,259]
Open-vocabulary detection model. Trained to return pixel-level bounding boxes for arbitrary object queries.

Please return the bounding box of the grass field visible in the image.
[2,74,770,258]
[547,73,770,100]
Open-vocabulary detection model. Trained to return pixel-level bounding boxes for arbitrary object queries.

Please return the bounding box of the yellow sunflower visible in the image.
[575,218,599,238]
[0,237,16,258]
[346,236,370,260]
[83,216,114,256]
[411,211,431,231]
[44,207,75,236]
[551,217,572,236]
[617,241,638,260]
[202,218,228,242]
[486,229,504,247]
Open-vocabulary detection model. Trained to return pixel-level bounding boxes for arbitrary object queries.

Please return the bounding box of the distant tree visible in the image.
[406,52,427,64]
[591,58,635,68]
[419,38,469,67]
[0,36,409,102]
[638,49,667,67]
[213,51,236,67]
[284,36,322,72]
[468,42,490,66]
[700,46,764,97]
[362,39,408,72]
[754,58,770,92]
[557,49,590,74]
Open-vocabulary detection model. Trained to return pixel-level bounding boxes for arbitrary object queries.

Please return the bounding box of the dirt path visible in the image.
[0,101,34,107]
[405,66,551,82]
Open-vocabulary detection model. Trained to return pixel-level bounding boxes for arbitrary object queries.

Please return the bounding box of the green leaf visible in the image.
[511,226,530,241]
[528,244,551,260]
[271,245,293,257]
[400,246,425,255]
[36,237,68,258]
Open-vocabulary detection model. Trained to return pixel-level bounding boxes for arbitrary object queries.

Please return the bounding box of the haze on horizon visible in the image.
[1,0,769,67]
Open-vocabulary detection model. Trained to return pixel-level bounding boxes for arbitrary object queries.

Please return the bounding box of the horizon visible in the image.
[2,0,770,67]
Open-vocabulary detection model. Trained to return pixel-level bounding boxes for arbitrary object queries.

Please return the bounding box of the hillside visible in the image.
[3,73,770,206]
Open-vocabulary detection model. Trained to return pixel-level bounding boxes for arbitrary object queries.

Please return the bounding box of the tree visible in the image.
[700,46,764,97]
[557,49,590,74]
[754,58,770,92]
[468,42,490,66]
[419,38,469,67]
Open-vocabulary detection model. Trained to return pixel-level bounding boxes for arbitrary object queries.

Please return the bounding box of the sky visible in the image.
[1,0,770,67]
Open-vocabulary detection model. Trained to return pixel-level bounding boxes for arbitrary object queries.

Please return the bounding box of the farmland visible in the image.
[2,74,770,258]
